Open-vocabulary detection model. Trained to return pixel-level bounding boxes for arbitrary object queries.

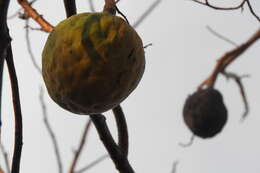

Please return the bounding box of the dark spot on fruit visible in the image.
[183,88,228,138]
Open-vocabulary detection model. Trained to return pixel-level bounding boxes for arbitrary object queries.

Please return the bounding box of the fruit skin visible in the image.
[42,12,145,115]
[183,88,228,138]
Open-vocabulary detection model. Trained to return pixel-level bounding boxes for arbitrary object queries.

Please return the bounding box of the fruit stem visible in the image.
[103,0,116,15]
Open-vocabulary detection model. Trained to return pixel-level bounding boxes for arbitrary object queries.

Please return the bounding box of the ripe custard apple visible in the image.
[42,12,145,115]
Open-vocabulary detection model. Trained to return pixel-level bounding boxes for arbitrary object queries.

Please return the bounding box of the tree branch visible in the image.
[69,119,92,173]
[25,20,41,74]
[132,0,162,28]
[88,0,95,12]
[222,71,249,120]
[75,154,108,173]
[198,28,260,89]
[5,46,23,173]
[0,0,11,157]
[206,26,238,46]
[192,0,260,21]
[17,0,54,32]
[112,105,129,157]
[0,143,10,173]
[90,114,135,173]
[39,87,63,173]
[63,0,77,18]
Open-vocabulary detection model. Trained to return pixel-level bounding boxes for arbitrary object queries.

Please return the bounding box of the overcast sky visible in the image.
[1,0,260,173]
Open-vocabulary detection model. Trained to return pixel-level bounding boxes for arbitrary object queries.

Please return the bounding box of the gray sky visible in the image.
[1,0,260,173]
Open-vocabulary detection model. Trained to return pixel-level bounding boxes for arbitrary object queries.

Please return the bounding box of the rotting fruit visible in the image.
[42,12,145,115]
[183,88,228,138]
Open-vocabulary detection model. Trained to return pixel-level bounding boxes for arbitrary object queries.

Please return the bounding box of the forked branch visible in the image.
[17,0,53,32]
[90,114,135,173]
[192,0,260,21]
[198,28,260,89]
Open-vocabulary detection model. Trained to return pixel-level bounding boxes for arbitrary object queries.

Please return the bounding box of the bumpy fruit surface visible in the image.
[183,88,228,138]
[42,12,145,115]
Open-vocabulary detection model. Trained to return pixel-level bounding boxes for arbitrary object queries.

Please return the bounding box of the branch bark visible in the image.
[112,105,129,157]
[69,119,92,173]
[198,28,260,89]
[39,87,63,173]
[17,0,53,32]
[63,0,77,18]
[90,114,135,173]
[5,46,23,173]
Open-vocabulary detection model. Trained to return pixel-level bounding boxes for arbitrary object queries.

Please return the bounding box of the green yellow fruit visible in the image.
[183,88,228,138]
[42,12,145,115]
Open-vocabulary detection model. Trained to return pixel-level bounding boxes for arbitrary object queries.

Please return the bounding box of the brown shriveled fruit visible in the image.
[183,88,228,138]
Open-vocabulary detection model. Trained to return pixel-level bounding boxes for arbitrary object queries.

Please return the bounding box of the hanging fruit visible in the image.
[183,88,228,138]
[42,12,145,115]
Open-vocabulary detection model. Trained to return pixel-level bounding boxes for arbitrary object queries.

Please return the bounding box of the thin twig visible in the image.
[0,49,4,138]
[222,71,249,121]
[246,0,260,21]
[25,20,41,74]
[179,135,195,147]
[206,26,238,47]
[171,161,179,173]
[17,0,54,32]
[115,6,129,24]
[191,0,260,22]
[8,0,37,19]
[69,119,92,173]
[143,43,153,49]
[0,143,10,173]
[103,0,117,15]
[112,105,129,157]
[88,0,95,12]
[0,0,12,145]
[39,87,63,173]
[90,114,135,173]
[5,46,23,173]
[132,0,162,28]
[198,28,260,89]
[75,154,109,173]
[63,0,77,18]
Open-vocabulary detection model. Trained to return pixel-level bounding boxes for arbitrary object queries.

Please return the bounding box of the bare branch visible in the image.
[0,167,4,173]
[39,87,63,173]
[25,20,41,74]
[171,161,179,173]
[143,43,153,49]
[115,6,129,24]
[88,0,95,12]
[17,0,54,32]
[0,50,4,139]
[0,143,10,173]
[8,0,37,19]
[90,114,135,173]
[112,105,129,157]
[5,46,23,173]
[206,26,238,46]
[246,0,260,21]
[222,71,249,120]
[75,154,109,173]
[69,119,92,173]
[198,28,260,89]
[0,0,12,144]
[63,0,77,18]
[132,0,162,28]
[179,135,195,147]
[191,0,260,22]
